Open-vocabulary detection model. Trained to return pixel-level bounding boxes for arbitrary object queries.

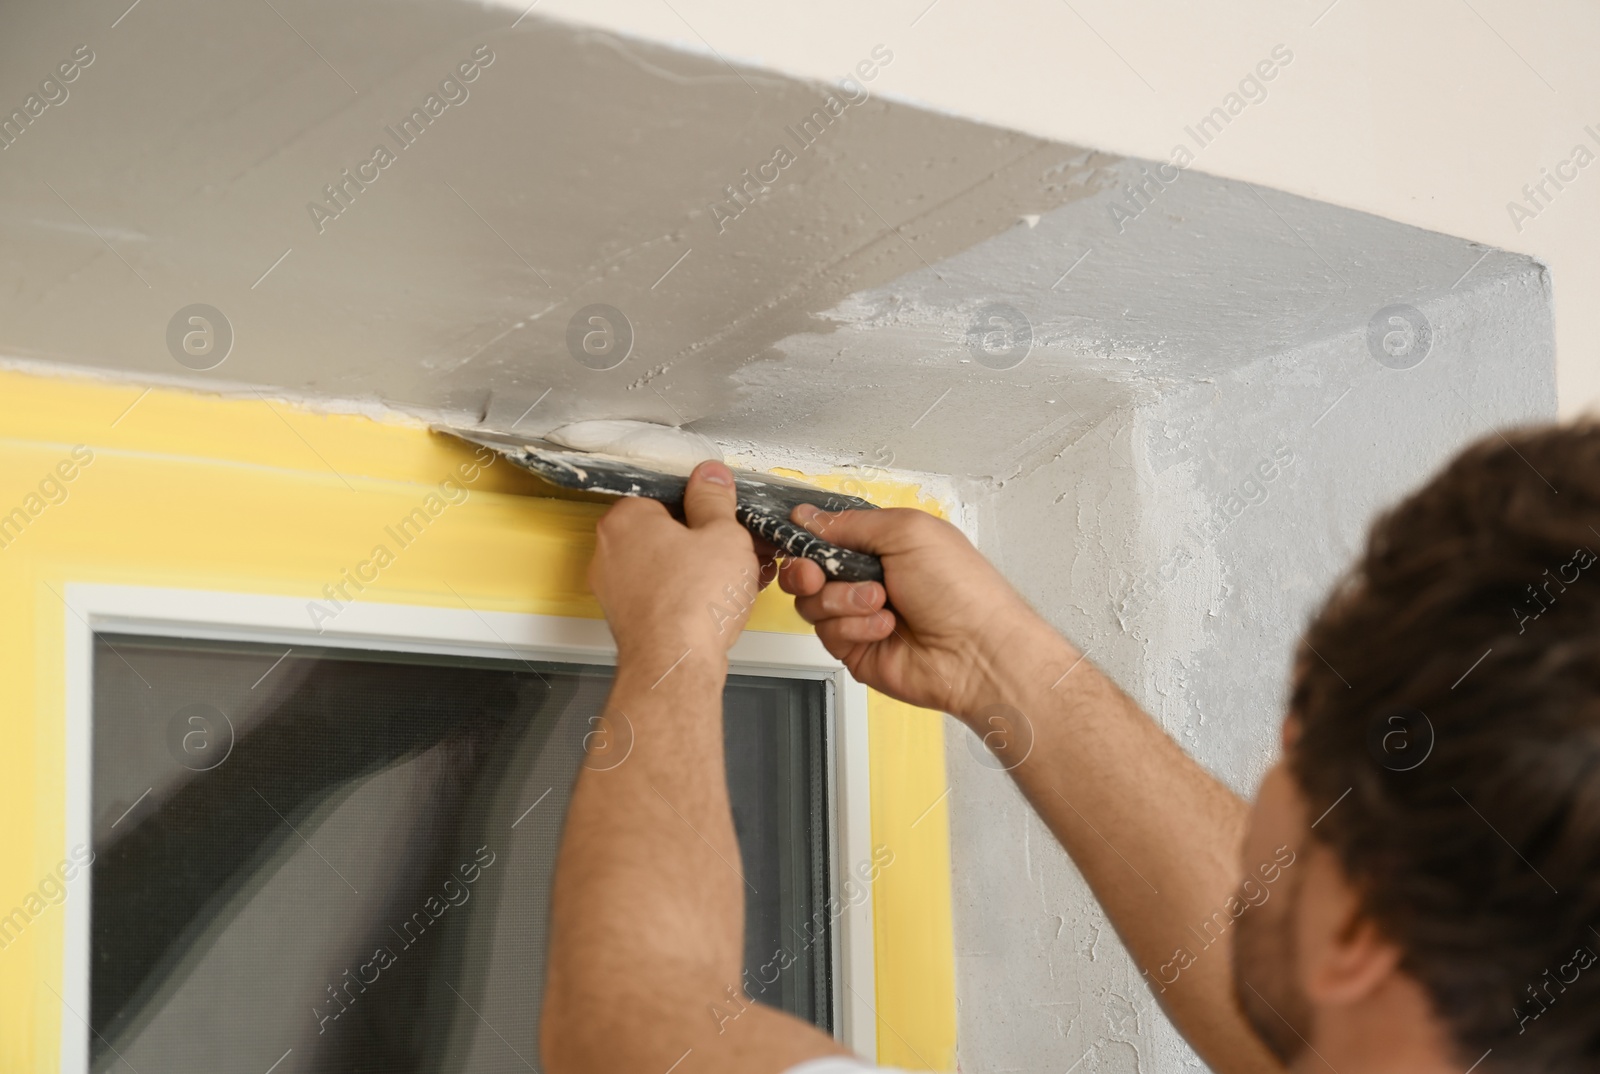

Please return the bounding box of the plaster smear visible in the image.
[0,4,1116,435]
[714,154,1543,485]
[543,419,722,474]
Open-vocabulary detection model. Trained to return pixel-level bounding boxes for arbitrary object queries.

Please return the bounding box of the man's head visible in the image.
[1236,423,1600,1072]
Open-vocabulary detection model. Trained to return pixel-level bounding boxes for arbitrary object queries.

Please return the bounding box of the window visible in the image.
[85,633,830,1072]
[52,585,878,1073]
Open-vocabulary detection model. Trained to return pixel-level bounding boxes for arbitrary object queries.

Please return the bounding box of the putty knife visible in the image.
[434,426,885,583]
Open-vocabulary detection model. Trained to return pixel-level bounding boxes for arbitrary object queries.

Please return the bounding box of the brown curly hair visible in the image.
[1290,423,1600,1072]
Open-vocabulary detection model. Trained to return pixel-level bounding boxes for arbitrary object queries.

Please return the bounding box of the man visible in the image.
[542,425,1600,1074]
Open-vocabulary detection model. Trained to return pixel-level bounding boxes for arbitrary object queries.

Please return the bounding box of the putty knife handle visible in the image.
[736,506,885,584]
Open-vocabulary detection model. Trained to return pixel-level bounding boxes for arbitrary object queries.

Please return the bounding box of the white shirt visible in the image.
[786,1059,907,1074]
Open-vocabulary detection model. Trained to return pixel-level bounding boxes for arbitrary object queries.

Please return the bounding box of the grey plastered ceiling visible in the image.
[0,0,1550,483]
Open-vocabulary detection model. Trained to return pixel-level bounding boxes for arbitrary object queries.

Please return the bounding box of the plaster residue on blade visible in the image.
[516,444,693,500]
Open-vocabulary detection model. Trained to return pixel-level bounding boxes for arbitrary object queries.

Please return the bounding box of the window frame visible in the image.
[60,583,878,1073]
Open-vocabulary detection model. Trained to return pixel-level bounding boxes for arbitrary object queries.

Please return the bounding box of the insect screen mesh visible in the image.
[88,635,830,1074]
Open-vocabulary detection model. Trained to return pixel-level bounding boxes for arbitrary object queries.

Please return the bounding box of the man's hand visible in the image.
[588,461,769,664]
[779,504,1060,722]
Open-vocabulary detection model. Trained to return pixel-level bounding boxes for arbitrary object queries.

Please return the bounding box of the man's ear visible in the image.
[1281,712,1303,751]
[1297,845,1403,1005]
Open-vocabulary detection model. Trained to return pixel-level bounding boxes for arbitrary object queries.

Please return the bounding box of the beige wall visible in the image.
[526,0,1598,415]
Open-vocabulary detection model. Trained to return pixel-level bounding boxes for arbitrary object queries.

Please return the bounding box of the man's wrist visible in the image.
[959,612,1082,729]
[612,635,730,691]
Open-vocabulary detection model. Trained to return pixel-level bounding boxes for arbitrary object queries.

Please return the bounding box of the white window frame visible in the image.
[60,583,877,1072]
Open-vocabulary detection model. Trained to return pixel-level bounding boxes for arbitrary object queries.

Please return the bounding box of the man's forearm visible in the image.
[975,621,1283,1074]
[544,646,849,1074]
[547,474,852,1074]
[544,650,746,1070]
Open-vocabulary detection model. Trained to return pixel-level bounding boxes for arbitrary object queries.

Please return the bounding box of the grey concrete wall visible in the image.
[946,257,1556,1073]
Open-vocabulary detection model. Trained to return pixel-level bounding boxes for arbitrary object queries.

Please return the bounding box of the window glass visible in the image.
[89,634,831,1073]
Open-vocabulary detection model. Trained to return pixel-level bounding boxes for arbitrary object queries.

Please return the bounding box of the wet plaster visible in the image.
[0,3,1561,1072]
[0,0,1114,430]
